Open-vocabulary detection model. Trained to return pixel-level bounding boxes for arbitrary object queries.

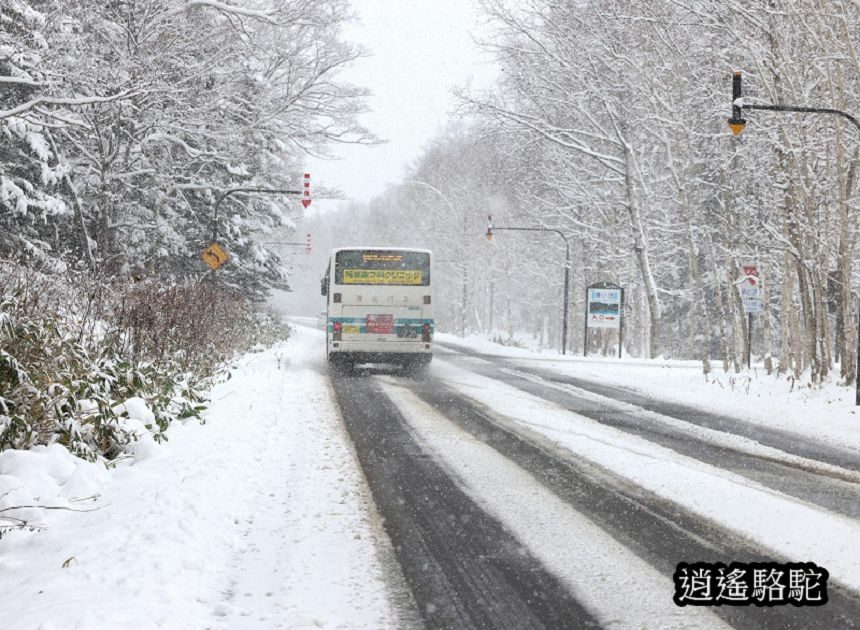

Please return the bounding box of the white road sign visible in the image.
[587,287,622,329]
[742,298,763,313]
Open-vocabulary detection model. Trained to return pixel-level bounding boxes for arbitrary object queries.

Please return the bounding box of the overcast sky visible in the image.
[306,0,496,210]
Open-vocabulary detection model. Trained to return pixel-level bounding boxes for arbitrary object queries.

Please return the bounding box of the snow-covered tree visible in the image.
[0,0,72,268]
[1,0,372,299]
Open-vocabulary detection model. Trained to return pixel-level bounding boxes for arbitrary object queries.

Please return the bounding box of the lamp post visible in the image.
[486,215,571,354]
[729,70,860,403]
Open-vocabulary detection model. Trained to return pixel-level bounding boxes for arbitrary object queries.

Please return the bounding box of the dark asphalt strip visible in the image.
[434,350,860,520]
[330,372,601,630]
[408,376,860,630]
[435,341,860,474]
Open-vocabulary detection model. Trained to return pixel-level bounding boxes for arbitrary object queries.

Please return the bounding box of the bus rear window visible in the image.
[335,250,431,286]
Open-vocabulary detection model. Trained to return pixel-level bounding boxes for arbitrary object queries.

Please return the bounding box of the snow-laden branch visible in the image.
[0,90,139,120]
[142,133,213,159]
[464,95,626,174]
[0,77,46,87]
[154,0,277,27]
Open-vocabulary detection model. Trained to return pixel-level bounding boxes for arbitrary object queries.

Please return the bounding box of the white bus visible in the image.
[321,247,434,372]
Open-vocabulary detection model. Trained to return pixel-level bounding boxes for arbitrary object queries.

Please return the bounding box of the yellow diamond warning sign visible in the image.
[202,242,229,271]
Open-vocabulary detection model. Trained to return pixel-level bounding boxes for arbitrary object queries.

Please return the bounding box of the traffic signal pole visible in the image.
[211,187,303,242]
[486,216,571,354]
[729,71,860,402]
[728,71,860,136]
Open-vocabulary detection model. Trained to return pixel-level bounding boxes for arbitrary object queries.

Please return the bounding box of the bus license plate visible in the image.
[366,314,394,334]
[397,325,417,339]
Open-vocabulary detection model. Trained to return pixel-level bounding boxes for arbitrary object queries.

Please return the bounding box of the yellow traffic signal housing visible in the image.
[729,71,746,135]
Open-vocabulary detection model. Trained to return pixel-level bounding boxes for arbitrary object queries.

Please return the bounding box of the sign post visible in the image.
[301,172,312,209]
[856,295,860,406]
[740,263,762,369]
[584,282,624,358]
[208,177,310,273]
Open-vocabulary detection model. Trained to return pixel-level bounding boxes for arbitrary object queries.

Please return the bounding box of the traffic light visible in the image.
[728,71,746,135]
[486,215,493,241]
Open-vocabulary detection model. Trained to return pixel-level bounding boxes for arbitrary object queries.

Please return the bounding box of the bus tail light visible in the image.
[422,322,431,342]
[333,321,342,341]
[333,293,342,303]
[423,295,431,304]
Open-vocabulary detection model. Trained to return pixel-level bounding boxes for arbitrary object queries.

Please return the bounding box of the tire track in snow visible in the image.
[378,377,734,630]
[403,370,860,629]
[330,371,600,630]
[435,341,860,473]
[436,346,860,520]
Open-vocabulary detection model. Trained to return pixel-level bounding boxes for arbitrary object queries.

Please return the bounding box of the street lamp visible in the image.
[486,215,571,354]
[728,71,860,137]
[728,70,860,404]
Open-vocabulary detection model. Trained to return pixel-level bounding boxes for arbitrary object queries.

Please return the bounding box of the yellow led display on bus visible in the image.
[362,253,403,262]
[343,269,423,285]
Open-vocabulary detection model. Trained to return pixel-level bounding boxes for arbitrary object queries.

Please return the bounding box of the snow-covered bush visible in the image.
[0,265,289,460]
[0,291,186,459]
[113,280,291,376]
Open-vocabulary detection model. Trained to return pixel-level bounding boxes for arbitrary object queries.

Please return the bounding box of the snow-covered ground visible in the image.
[4,324,859,629]
[438,333,860,454]
[0,327,401,630]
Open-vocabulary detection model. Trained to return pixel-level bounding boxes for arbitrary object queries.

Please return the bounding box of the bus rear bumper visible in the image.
[328,339,432,353]
[327,340,432,366]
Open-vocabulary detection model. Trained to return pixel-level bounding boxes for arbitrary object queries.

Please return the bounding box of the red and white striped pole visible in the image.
[301,173,312,209]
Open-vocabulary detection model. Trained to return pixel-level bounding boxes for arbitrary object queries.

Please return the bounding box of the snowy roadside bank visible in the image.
[0,327,400,629]
[437,333,860,454]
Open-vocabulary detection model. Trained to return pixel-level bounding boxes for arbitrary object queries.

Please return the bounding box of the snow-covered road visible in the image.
[2,323,859,629]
